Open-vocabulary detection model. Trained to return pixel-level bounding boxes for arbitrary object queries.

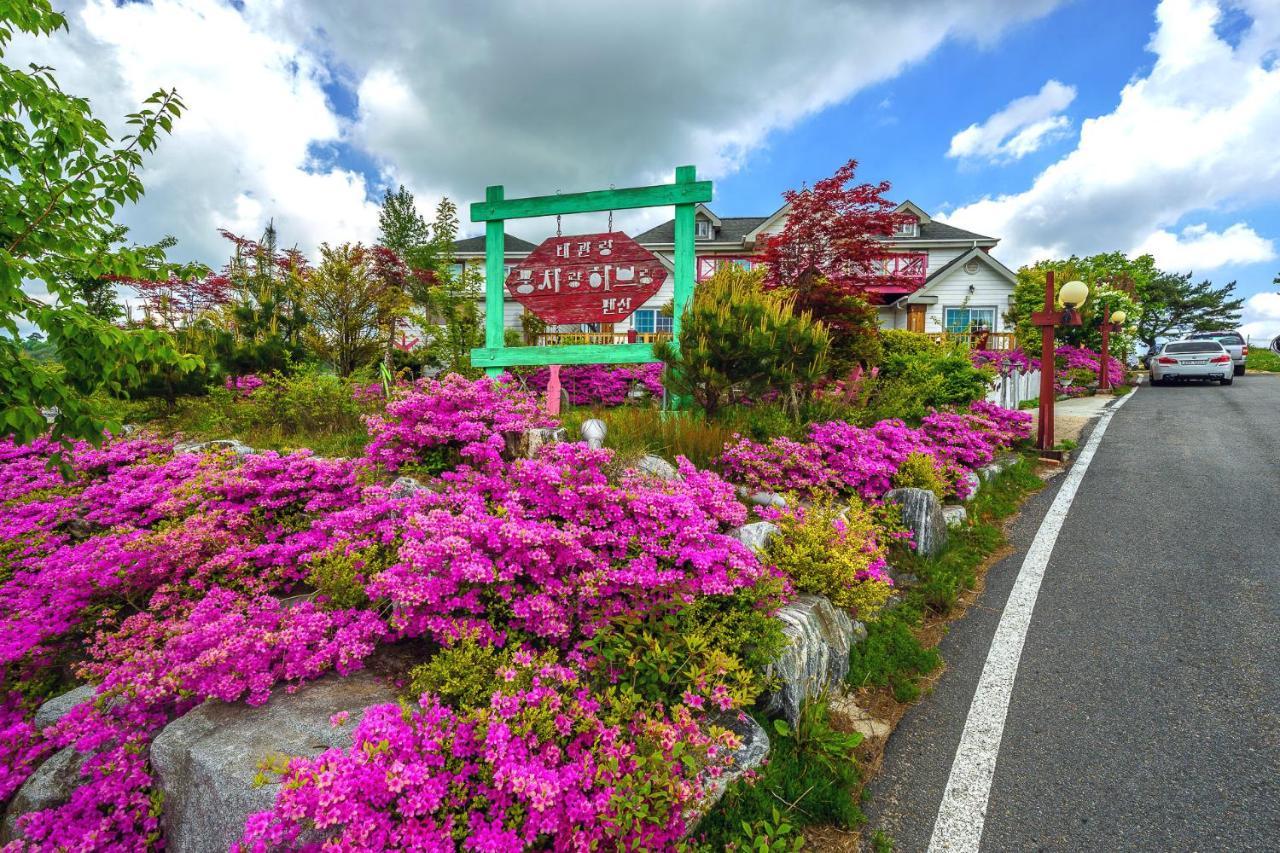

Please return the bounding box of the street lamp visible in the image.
[1032,273,1086,452]
[1097,307,1127,392]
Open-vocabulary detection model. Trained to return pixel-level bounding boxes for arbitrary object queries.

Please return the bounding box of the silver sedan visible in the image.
[1150,340,1234,386]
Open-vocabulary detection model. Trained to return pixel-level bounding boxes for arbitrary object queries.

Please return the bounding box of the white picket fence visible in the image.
[985,368,1042,409]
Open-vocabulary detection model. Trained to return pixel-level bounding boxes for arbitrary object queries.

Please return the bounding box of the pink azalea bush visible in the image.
[364,373,555,471]
[521,363,665,406]
[719,401,1031,501]
[969,346,1125,396]
[224,374,265,396]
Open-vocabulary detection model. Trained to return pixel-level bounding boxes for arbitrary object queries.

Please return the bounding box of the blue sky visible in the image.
[13,0,1280,339]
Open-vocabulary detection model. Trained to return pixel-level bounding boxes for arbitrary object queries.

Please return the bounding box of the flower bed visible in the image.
[968,346,1126,397]
[519,363,665,406]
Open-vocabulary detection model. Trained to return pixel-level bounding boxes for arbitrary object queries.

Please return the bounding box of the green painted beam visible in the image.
[471,176,712,222]
[483,185,507,378]
[470,343,659,369]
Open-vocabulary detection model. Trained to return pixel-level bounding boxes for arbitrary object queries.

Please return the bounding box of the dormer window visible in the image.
[695,219,712,239]
[893,217,918,238]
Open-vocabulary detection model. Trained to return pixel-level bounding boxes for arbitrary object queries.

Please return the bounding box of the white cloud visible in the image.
[1132,222,1275,270]
[1240,292,1280,346]
[947,79,1077,162]
[943,0,1280,271]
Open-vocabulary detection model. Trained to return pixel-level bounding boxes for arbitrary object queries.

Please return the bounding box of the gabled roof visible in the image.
[695,204,721,226]
[895,219,996,243]
[905,247,1017,303]
[632,214,770,245]
[452,234,537,254]
[743,202,791,245]
[893,200,932,224]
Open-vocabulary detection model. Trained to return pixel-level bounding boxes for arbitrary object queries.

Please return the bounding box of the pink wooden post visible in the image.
[546,364,562,416]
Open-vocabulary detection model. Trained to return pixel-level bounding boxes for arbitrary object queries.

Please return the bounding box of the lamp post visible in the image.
[1097,306,1127,392]
[1031,273,1087,452]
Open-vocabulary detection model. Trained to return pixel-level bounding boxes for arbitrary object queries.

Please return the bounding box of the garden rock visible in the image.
[885,487,948,558]
[34,684,95,733]
[734,486,787,509]
[151,667,399,852]
[519,427,567,458]
[634,454,679,481]
[173,439,256,456]
[827,692,891,740]
[962,471,981,499]
[697,713,770,814]
[760,594,855,727]
[1,747,87,842]
[729,521,780,554]
[389,476,426,497]
[942,505,968,528]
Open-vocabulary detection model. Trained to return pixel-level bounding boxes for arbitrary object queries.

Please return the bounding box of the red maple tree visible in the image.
[759,158,904,295]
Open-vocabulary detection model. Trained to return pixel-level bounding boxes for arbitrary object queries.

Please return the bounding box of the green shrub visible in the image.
[1246,347,1280,372]
[656,266,830,419]
[408,634,513,710]
[863,331,992,423]
[304,545,395,610]
[586,583,787,711]
[890,452,947,499]
[766,499,894,621]
[846,601,940,703]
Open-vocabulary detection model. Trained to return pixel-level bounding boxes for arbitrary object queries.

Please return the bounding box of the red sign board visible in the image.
[505,231,668,325]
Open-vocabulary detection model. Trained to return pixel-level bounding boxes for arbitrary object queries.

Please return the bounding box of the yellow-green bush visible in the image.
[891,451,948,499]
[408,634,514,710]
[766,498,894,621]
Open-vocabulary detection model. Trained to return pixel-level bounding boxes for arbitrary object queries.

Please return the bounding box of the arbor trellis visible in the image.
[468,165,712,376]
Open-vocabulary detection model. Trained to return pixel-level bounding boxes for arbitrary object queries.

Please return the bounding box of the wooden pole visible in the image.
[483,185,506,378]
[1036,271,1056,450]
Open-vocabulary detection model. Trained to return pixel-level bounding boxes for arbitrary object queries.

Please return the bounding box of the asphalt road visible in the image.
[862,375,1280,852]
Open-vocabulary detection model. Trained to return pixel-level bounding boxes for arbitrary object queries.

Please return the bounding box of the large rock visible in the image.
[34,684,95,733]
[150,668,399,852]
[634,454,679,481]
[1,747,87,842]
[174,439,255,456]
[760,594,856,727]
[729,521,780,554]
[519,427,568,458]
[941,505,968,528]
[734,486,787,509]
[885,487,948,559]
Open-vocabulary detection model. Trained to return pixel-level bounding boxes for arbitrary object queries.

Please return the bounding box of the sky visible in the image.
[10,0,1280,342]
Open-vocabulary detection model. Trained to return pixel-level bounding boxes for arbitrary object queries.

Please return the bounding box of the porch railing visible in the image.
[924,331,1018,351]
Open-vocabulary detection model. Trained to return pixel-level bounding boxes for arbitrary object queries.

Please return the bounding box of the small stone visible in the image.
[580,419,607,450]
[962,471,981,498]
[884,487,948,559]
[634,454,679,481]
[760,594,855,727]
[942,506,968,528]
[827,692,891,740]
[729,521,781,553]
[33,684,96,733]
[734,486,787,509]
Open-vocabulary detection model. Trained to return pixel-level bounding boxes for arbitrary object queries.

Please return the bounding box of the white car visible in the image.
[1150,340,1234,386]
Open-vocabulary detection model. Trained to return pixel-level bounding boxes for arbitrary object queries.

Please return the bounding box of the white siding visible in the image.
[921,264,1013,334]
[925,248,965,275]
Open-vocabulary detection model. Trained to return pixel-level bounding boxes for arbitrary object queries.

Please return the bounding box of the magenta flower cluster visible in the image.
[363,373,556,471]
[224,374,265,396]
[1055,344,1126,388]
[520,363,665,406]
[0,381,773,848]
[969,346,1125,395]
[719,401,1032,501]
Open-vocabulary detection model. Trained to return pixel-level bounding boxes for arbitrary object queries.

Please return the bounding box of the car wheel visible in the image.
[1234,364,1245,376]
[1149,375,1163,386]
[1220,376,1234,386]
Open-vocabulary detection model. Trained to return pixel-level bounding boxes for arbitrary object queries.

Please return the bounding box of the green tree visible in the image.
[1,3,197,452]
[417,198,483,376]
[656,266,830,418]
[211,223,309,376]
[377,184,431,259]
[298,243,399,376]
[1133,271,1244,356]
[1007,253,1145,356]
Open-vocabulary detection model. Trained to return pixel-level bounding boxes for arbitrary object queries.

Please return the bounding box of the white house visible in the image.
[454,199,1018,343]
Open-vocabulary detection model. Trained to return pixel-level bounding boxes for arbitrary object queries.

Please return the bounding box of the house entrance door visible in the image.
[906,304,925,333]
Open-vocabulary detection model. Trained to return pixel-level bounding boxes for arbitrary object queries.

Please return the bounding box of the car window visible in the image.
[1165,342,1224,353]
[1189,332,1243,345]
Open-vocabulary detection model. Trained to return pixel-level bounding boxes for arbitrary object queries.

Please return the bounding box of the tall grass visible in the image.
[560,406,736,469]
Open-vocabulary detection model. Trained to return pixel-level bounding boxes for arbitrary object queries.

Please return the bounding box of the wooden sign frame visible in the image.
[469,165,712,376]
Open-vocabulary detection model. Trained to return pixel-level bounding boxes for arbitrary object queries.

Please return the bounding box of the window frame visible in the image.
[943,305,997,334]
[695,219,713,239]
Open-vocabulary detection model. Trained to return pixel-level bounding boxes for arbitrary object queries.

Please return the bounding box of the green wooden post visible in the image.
[671,166,696,344]
[483,185,506,378]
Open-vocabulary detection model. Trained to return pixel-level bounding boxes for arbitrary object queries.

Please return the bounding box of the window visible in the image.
[632,309,672,335]
[1188,331,1244,345]
[944,306,997,334]
[1164,341,1223,354]
[695,219,712,239]
[893,217,918,237]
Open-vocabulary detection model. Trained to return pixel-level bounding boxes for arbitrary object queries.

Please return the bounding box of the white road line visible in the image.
[927,391,1137,853]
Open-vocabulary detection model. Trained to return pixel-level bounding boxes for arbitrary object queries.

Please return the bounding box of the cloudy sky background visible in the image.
[10,0,1280,340]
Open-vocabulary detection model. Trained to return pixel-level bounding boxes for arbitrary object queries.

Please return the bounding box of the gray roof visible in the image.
[452,233,537,254]
[632,216,770,245]
[631,213,993,246]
